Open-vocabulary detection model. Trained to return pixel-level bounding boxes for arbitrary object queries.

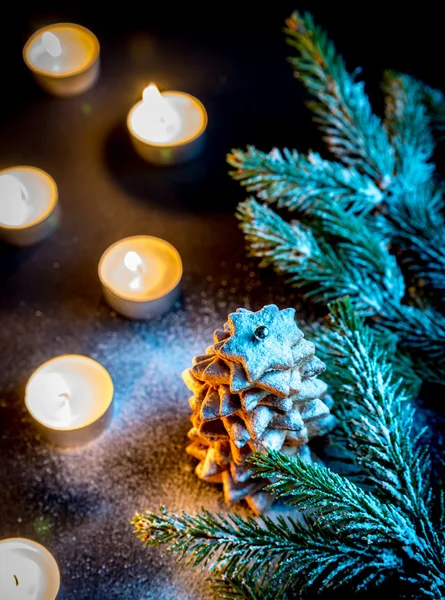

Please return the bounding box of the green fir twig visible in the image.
[285,11,395,188]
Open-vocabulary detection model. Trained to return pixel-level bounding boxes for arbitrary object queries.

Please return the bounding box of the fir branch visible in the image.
[311,298,431,515]
[250,451,445,596]
[237,198,445,382]
[383,71,434,190]
[285,11,394,187]
[420,81,445,139]
[249,452,413,548]
[227,146,383,214]
[132,504,404,596]
[134,449,445,597]
[308,202,404,303]
[381,72,445,296]
[229,143,445,299]
[377,186,445,298]
[310,320,421,400]
[228,27,445,302]
[237,197,393,315]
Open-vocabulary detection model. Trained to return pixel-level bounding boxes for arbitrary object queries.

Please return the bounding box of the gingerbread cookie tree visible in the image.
[183,305,336,513]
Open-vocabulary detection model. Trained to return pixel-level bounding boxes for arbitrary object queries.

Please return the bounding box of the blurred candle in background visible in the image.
[0,174,30,226]
[0,166,59,246]
[99,235,183,319]
[25,355,114,447]
[0,538,60,600]
[127,84,207,165]
[23,23,100,96]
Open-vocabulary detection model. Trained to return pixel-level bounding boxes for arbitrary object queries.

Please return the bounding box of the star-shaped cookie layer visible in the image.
[218,305,302,382]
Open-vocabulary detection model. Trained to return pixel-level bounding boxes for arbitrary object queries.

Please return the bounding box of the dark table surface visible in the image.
[1,4,444,599]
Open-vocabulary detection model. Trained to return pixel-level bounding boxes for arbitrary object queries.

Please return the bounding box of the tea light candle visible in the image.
[25,355,114,447]
[127,84,207,165]
[0,538,60,600]
[23,23,100,96]
[0,166,59,246]
[99,235,183,319]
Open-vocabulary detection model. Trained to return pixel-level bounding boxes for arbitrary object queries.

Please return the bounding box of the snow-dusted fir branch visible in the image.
[237,198,445,382]
[383,71,434,190]
[133,506,387,590]
[227,146,383,214]
[250,450,445,597]
[134,453,444,597]
[132,495,406,595]
[229,143,445,299]
[311,299,432,516]
[230,13,445,300]
[376,186,445,297]
[380,72,445,295]
[285,11,394,188]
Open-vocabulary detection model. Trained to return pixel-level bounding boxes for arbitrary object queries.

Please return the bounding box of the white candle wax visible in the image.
[0,166,58,246]
[127,85,207,165]
[23,24,100,96]
[0,538,60,600]
[99,235,183,319]
[25,355,114,446]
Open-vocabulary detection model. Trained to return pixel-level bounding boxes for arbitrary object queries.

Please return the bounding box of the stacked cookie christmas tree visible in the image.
[183,304,336,513]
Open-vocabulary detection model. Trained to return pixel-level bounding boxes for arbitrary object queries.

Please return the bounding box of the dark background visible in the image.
[0,3,444,599]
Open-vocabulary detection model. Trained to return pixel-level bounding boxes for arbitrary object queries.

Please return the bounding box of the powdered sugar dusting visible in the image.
[0,273,300,600]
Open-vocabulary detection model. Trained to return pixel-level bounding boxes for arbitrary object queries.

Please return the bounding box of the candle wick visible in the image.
[58,392,70,400]
[20,186,29,204]
[14,574,19,586]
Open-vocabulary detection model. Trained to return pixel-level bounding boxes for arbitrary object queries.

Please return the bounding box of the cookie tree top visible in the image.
[183,304,335,512]
[228,11,445,384]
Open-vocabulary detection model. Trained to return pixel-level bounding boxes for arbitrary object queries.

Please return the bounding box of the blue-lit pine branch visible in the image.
[381,71,445,296]
[285,11,395,188]
[310,299,432,516]
[383,71,435,190]
[228,10,445,375]
[228,146,383,214]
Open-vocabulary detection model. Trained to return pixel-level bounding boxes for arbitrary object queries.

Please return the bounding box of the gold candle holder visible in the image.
[23,23,100,97]
[25,355,114,447]
[99,235,183,319]
[127,85,207,165]
[0,166,59,246]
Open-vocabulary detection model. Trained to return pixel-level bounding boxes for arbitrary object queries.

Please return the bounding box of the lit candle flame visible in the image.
[42,31,62,58]
[124,250,143,273]
[124,251,144,291]
[0,174,30,226]
[140,84,181,142]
